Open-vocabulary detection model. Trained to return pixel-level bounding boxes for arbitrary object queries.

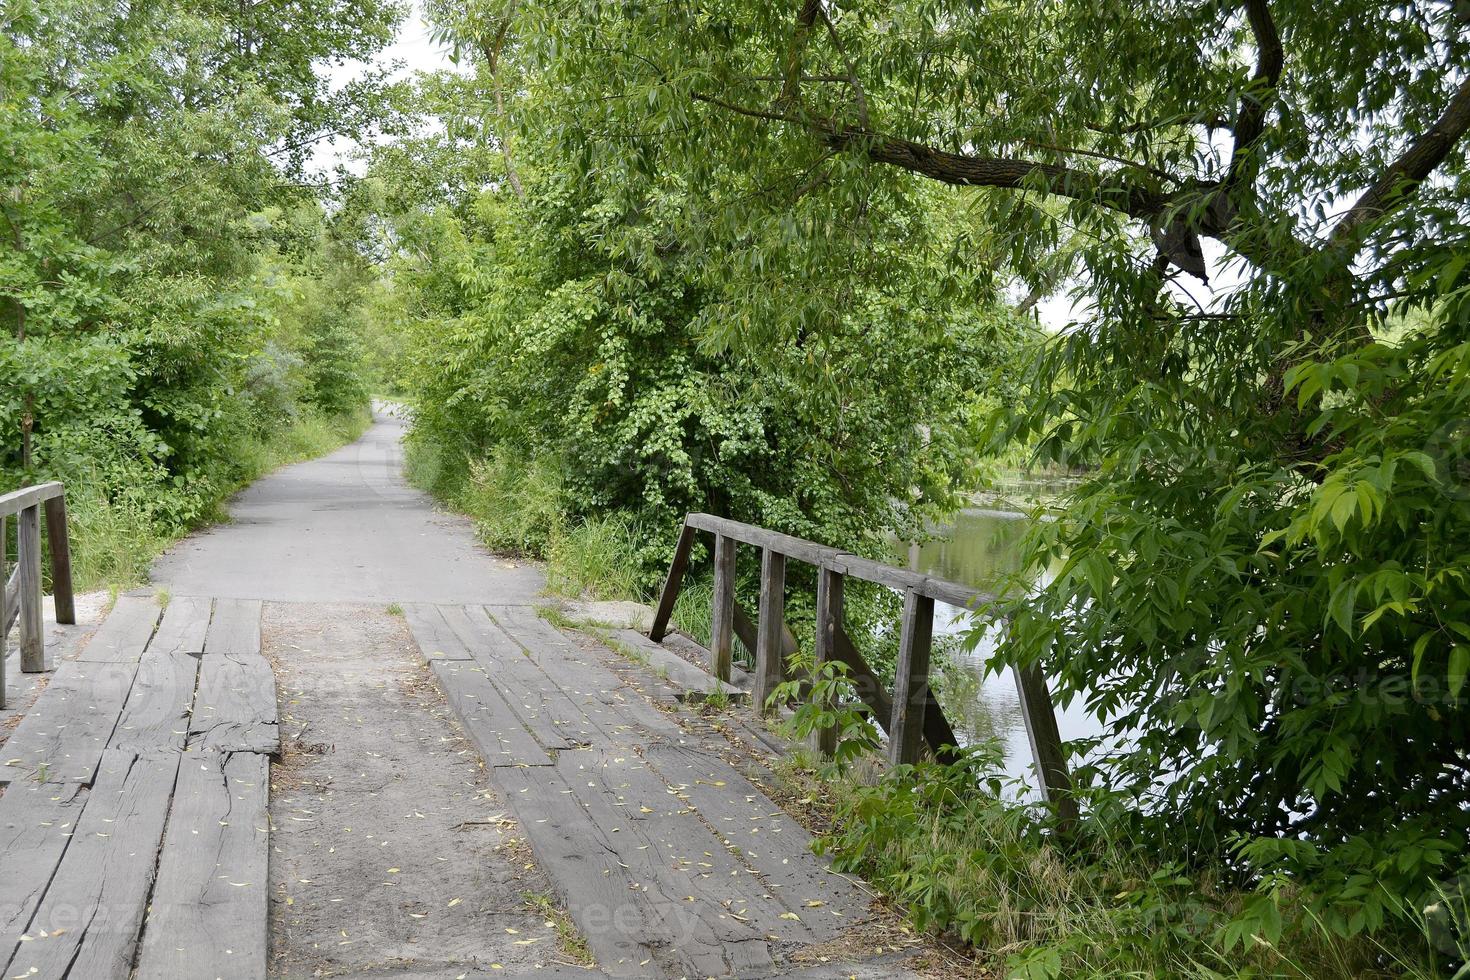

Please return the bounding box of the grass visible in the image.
[522,891,593,966]
[65,407,371,592]
[767,753,1440,980]
[385,602,404,616]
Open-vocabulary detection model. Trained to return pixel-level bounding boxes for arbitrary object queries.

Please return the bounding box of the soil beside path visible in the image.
[265,601,571,977]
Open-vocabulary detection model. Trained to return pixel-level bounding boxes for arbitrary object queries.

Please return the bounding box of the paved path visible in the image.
[0,411,912,979]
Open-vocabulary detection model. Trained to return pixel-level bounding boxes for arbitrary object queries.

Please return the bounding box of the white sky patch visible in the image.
[311,1,462,176]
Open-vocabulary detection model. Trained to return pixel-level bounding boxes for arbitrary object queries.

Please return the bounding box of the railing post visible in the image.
[1013,664,1077,828]
[17,504,42,672]
[709,533,736,682]
[43,494,74,626]
[813,567,844,756]
[753,549,786,713]
[649,521,695,642]
[889,589,935,766]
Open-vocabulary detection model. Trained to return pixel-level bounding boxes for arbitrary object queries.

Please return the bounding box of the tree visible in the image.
[437,0,1470,933]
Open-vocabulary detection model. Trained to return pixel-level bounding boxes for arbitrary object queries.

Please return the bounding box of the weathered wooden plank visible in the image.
[709,534,737,682]
[203,598,262,656]
[147,595,212,656]
[456,608,586,749]
[1013,664,1077,827]
[889,590,935,766]
[3,750,181,980]
[190,652,278,753]
[17,505,43,672]
[0,483,63,520]
[754,549,786,714]
[79,594,161,664]
[494,749,785,978]
[813,568,843,756]
[431,660,551,766]
[0,778,89,939]
[0,661,138,784]
[402,602,474,661]
[492,763,663,977]
[645,743,866,939]
[109,649,200,754]
[42,494,74,626]
[611,629,740,701]
[487,607,683,738]
[135,751,269,980]
[649,521,695,642]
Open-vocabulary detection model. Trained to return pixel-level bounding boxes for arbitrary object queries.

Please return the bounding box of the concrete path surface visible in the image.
[151,408,544,604]
[0,410,919,979]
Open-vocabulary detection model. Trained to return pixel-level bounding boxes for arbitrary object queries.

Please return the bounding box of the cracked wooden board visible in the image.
[0,660,138,784]
[109,649,200,754]
[1,749,181,980]
[147,596,212,657]
[135,750,269,980]
[644,743,868,940]
[482,606,683,743]
[456,606,612,748]
[76,594,160,664]
[203,598,262,657]
[190,652,278,753]
[0,778,89,938]
[431,659,553,765]
[494,748,816,978]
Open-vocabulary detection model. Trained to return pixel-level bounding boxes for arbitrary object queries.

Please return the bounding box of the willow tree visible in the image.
[439,0,1470,932]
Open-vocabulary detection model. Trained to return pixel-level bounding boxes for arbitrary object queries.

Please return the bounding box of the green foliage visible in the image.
[415,0,1470,943]
[772,657,882,773]
[813,752,1427,978]
[1,0,395,586]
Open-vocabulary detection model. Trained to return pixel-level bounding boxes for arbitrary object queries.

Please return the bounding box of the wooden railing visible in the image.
[1,482,74,703]
[650,513,1075,821]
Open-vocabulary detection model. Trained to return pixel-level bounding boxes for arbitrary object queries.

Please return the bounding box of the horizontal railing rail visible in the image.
[1,481,73,705]
[649,512,1075,824]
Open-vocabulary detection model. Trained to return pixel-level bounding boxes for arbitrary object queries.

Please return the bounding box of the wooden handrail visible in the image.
[1,482,73,706]
[649,512,1076,826]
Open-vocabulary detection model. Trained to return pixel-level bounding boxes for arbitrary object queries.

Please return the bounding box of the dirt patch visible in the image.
[264,601,584,977]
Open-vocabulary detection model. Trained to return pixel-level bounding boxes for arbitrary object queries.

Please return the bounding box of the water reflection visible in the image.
[895,508,1101,790]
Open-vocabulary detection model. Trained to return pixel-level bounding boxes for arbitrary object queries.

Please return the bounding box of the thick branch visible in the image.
[1329,76,1470,247]
[777,1,823,109]
[1226,0,1283,188]
[478,20,526,201]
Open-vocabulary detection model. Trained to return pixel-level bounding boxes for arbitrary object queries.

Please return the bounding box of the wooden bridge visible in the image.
[0,423,1073,978]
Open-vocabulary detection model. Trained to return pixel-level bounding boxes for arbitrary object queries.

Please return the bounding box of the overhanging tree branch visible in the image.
[1329,76,1470,248]
[1226,0,1283,189]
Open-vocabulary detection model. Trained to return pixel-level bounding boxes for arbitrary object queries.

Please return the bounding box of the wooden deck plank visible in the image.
[135,751,269,980]
[0,779,89,938]
[493,748,784,978]
[147,596,212,656]
[431,660,552,766]
[203,598,262,656]
[483,607,682,742]
[0,661,138,784]
[491,763,665,977]
[456,607,604,748]
[76,595,160,664]
[109,649,199,754]
[2,749,181,980]
[189,652,278,753]
[402,603,473,662]
[645,743,867,939]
